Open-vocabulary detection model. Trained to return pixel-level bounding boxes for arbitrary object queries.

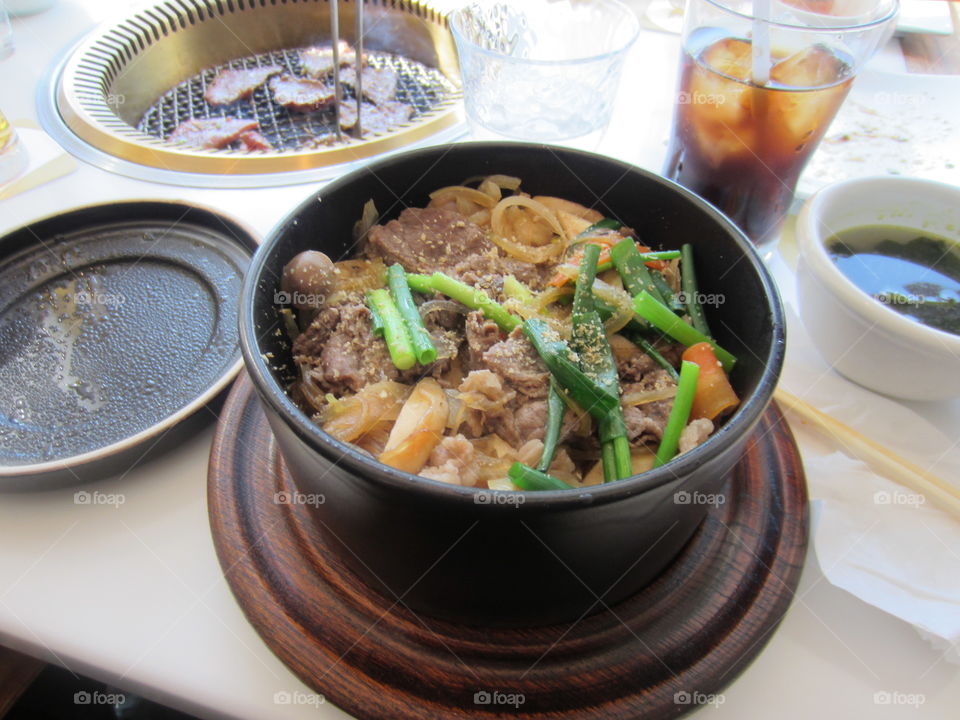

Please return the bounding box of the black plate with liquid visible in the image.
[0,202,256,488]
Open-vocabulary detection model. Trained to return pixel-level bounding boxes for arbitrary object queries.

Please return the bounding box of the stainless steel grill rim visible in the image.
[51,0,463,176]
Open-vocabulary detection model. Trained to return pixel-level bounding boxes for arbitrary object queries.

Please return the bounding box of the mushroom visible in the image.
[280,250,335,313]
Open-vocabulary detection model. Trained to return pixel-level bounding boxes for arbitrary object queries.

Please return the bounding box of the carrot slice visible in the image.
[549,241,661,287]
[682,342,739,421]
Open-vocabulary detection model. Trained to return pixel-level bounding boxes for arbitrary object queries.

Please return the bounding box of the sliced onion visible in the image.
[491,195,565,242]
[550,263,579,284]
[661,257,681,292]
[485,174,522,191]
[502,296,540,321]
[354,422,391,457]
[298,365,328,414]
[458,390,511,413]
[622,386,678,407]
[429,185,496,208]
[602,300,634,334]
[487,476,516,492]
[467,208,491,227]
[593,277,634,334]
[478,179,502,202]
[352,199,379,245]
[534,284,574,311]
[323,396,370,443]
[320,381,411,443]
[419,299,466,318]
[490,233,564,264]
[444,390,466,431]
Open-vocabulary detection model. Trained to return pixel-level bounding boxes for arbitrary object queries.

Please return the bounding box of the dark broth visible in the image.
[826,225,960,336]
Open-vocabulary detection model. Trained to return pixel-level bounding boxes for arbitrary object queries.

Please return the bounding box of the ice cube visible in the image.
[766,79,851,152]
[700,37,754,82]
[770,44,849,88]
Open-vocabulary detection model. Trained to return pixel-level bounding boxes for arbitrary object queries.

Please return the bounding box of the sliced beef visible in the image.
[238,130,273,151]
[678,418,714,454]
[270,75,335,112]
[456,370,516,443]
[300,41,358,77]
[338,100,413,134]
[623,399,673,448]
[168,118,259,149]
[292,306,341,360]
[482,327,549,398]
[338,100,375,130]
[451,249,550,293]
[315,303,390,392]
[514,400,548,442]
[451,254,507,301]
[464,311,501,371]
[499,257,555,290]
[656,342,685,368]
[624,368,676,394]
[395,328,455,384]
[366,208,494,274]
[615,342,660,383]
[420,434,480,487]
[421,301,464,333]
[340,65,398,105]
[203,65,282,105]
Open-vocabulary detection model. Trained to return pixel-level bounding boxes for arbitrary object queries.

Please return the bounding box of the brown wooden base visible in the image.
[208,374,809,719]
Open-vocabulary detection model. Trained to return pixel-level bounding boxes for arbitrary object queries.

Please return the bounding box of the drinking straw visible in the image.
[751,0,772,85]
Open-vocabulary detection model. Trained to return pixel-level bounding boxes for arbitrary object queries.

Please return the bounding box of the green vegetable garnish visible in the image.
[366,289,415,371]
[653,360,700,468]
[387,263,437,365]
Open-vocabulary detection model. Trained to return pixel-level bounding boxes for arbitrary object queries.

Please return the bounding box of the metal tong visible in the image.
[330,0,364,140]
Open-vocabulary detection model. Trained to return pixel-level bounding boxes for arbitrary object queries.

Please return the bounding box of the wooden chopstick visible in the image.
[775,388,960,519]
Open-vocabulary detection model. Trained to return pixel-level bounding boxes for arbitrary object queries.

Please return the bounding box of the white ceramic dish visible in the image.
[796,175,960,401]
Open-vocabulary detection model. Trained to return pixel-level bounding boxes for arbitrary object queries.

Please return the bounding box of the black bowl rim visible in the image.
[239,142,785,509]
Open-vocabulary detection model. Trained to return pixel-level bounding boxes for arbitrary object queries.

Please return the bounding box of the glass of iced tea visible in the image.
[664,0,899,247]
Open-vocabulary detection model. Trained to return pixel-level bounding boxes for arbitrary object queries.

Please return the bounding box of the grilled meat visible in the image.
[339,100,413,134]
[168,118,259,149]
[299,41,359,77]
[270,74,336,112]
[238,130,273,151]
[203,65,282,105]
[339,65,399,106]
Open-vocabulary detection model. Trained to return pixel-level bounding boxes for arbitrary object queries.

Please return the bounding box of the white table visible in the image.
[0,2,958,718]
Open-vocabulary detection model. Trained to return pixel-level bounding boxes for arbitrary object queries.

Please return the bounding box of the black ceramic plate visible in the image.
[0,201,257,488]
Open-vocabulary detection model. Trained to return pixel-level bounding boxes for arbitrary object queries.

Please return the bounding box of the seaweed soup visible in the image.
[826,225,960,336]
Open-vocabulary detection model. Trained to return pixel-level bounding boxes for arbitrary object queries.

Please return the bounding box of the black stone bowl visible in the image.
[239,143,785,628]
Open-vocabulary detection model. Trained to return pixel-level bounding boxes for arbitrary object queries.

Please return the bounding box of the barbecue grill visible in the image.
[38,0,463,187]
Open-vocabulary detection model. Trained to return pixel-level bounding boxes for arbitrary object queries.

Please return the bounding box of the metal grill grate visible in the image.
[41,0,463,184]
[138,48,458,152]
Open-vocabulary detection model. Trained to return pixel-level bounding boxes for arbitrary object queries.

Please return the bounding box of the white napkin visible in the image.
[0,124,77,201]
[780,305,960,663]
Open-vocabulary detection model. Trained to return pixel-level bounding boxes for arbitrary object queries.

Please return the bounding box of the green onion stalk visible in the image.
[653,360,700,468]
[365,289,415,370]
[633,290,736,372]
[387,263,437,365]
[570,244,632,482]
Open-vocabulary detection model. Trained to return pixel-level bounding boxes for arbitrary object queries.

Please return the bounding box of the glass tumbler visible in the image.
[663,0,899,247]
[450,0,640,148]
